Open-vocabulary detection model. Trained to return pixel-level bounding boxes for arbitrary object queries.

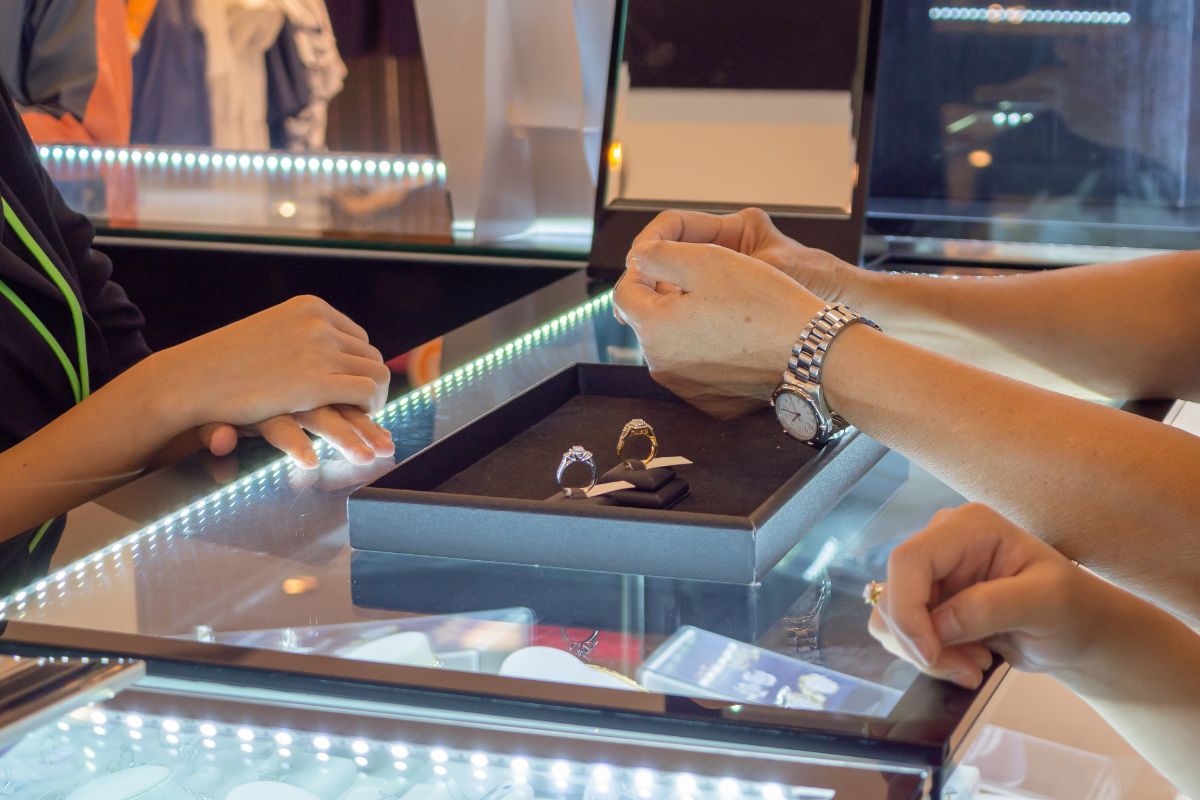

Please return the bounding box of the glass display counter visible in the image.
[0,655,929,799]
[0,273,1007,796]
[18,1,609,259]
[40,145,454,249]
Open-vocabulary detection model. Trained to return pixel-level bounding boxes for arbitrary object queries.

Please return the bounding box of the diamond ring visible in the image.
[556,445,597,493]
[617,418,658,464]
[862,580,885,607]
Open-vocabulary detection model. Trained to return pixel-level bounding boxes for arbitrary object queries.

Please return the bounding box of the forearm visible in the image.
[846,252,1200,400]
[1058,578,1200,797]
[0,354,186,539]
[823,325,1200,620]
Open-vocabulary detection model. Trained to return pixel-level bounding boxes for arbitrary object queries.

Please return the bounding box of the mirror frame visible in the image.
[588,0,885,278]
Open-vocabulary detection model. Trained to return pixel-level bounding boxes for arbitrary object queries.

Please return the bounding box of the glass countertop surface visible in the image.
[0,272,998,762]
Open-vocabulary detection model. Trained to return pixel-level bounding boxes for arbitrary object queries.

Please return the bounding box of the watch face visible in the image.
[775,388,820,442]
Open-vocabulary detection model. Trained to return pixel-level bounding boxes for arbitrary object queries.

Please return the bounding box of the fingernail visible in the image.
[299,454,319,469]
[897,629,936,668]
[914,636,939,668]
[932,607,964,643]
[951,670,982,690]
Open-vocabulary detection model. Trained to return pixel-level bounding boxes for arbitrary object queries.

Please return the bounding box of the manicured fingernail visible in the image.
[932,607,963,643]
[915,637,939,668]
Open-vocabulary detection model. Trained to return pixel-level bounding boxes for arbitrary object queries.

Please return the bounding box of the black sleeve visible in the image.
[50,187,153,375]
[3,86,154,376]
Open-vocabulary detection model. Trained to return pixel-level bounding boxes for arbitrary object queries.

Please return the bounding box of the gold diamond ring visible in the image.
[617,418,658,464]
[862,580,885,607]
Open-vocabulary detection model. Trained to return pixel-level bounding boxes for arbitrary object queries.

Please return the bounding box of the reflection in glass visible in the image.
[6,1,615,251]
[606,1,862,214]
[870,1,1200,249]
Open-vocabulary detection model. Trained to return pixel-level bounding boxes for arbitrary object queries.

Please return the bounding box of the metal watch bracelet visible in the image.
[788,303,881,426]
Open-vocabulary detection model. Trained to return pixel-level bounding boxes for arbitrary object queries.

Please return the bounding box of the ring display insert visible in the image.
[349,364,887,583]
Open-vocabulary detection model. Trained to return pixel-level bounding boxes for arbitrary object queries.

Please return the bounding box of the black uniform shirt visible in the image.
[0,79,150,587]
[0,81,150,448]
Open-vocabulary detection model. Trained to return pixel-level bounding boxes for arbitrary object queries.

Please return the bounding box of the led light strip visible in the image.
[36,703,807,798]
[929,6,1132,25]
[37,145,447,180]
[0,292,615,619]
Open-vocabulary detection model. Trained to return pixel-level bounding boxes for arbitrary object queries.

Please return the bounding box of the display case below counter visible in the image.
[0,656,930,799]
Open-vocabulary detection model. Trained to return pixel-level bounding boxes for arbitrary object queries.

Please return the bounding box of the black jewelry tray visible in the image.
[348,363,887,583]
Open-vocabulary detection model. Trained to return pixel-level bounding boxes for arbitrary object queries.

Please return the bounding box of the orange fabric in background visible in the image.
[127,0,160,45]
[20,0,133,146]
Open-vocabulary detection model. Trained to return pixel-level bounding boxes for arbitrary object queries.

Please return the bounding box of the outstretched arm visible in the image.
[841,251,1200,401]
[630,209,1200,401]
[615,242,1200,622]
[0,296,394,541]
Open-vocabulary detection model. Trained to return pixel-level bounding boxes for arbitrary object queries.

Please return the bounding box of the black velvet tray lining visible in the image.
[415,396,816,517]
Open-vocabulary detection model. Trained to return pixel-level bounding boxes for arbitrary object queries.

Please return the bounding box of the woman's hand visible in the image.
[142,295,392,432]
[614,237,823,418]
[623,208,863,305]
[869,503,1106,689]
[199,404,395,470]
[873,504,1200,797]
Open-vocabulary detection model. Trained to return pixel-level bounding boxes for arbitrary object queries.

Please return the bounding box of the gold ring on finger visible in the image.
[862,579,885,607]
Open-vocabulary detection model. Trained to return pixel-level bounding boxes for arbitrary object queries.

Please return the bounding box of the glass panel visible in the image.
[869,1,1200,249]
[0,672,926,798]
[8,1,615,253]
[605,1,862,214]
[0,274,994,758]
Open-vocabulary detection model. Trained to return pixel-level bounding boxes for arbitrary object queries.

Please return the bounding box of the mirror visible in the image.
[590,0,882,277]
[604,0,866,215]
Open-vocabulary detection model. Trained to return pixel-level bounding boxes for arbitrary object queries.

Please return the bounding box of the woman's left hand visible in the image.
[615,238,824,418]
[869,503,1104,689]
[199,404,395,469]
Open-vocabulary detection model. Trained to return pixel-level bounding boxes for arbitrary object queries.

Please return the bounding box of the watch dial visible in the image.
[776,391,820,441]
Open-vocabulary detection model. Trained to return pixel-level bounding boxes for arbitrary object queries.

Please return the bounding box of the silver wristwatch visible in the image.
[772,303,880,445]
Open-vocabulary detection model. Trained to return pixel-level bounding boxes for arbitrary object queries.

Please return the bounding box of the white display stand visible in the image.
[415,0,615,242]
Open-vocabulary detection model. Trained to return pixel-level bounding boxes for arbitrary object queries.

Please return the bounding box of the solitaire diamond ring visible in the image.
[556,445,597,493]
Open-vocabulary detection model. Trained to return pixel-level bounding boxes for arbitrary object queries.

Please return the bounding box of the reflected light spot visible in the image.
[282,576,318,594]
[608,141,623,171]
[968,150,993,168]
[277,201,298,219]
